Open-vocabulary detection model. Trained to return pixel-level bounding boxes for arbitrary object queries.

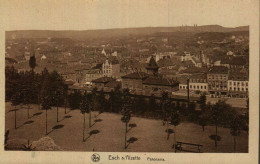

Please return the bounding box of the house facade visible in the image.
[227,72,249,98]
[102,59,120,78]
[189,74,208,93]
[207,66,229,97]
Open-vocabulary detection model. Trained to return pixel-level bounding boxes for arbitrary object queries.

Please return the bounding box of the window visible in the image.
[242,82,244,86]
[190,85,192,88]
[237,82,240,85]
[234,87,236,91]
[246,82,248,86]
[230,87,232,90]
[204,86,206,89]
[201,86,203,89]
[238,88,240,91]
[242,88,244,91]
[229,82,232,85]
[180,86,182,89]
[234,82,236,86]
[197,86,199,89]
[246,88,248,91]
[194,85,196,89]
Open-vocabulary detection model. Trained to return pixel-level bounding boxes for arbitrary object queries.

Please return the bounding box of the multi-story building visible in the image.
[121,72,149,92]
[121,56,179,96]
[143,76,179,96]
[189,74,208,93]
[178,77,188,91]
[61,71,76,82]
[227,72,249,98]
[92,77,115,90]
[85,69,102,82]
[207,66,229,97]
[102,58,120,78]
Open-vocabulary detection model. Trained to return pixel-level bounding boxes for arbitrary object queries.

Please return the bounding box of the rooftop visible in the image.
[105,81,122,88]
[92,76,115,83]
[121,72,149,79]
[229,71,248,81]
[143,76,179,86]
[208,66,228,74]
[190,73,207,80]
[157,58,177,67]
[92,63,103,69]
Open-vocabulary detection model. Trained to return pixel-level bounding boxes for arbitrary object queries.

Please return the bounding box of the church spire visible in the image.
[146,56,159,76]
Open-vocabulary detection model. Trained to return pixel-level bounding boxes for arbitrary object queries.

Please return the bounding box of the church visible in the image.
[121,56,179,96]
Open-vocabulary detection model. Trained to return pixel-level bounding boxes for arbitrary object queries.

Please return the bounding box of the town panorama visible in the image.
[5,25,249,152]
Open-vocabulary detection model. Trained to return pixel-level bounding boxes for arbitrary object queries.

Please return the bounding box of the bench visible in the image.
[173,142,203,153]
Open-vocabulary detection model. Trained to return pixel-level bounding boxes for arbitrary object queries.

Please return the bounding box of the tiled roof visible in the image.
[121,72,149,79]
[143,76,179,86]
[180,67,209,74]
[177,76,189,85]
[85,69,101,74]
[92,63,103,69]
[189,73,207,80]
[224,57,246,65]
[229,71,248,81]
[64,80,75,85]
[110,59,119,65]
[92,77,115,83]
[181,60,195,67]
[208,66,228,74]
[157,58,177,67]
[105,81,122,88]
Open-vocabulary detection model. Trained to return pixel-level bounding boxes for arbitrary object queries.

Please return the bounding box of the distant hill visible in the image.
[6,25,249,41]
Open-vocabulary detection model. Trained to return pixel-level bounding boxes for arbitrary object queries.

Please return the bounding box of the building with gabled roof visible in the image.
[121,72,149,91]
[121,56,179,96]
[92,76,115,89]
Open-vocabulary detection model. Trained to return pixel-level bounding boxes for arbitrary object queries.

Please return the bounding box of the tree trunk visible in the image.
[110,101,112,113]
[83,113,85,142]
[89,111,91,128]
[27,105,30,119]
[234,136,236,152]
[38,94,40,110]
[125,123,127,149]
[14,109,17,129]
[45,109,48,135]
[65,94,67,114]
[166,117,169,140]
[174,125,176,152]
[215,125,218,147]
[56,106,59,122]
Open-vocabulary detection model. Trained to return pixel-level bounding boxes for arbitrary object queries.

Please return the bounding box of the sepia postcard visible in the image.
[0,0,259,163]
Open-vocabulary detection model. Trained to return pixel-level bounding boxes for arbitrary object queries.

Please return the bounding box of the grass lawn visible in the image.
[5,102,248,153]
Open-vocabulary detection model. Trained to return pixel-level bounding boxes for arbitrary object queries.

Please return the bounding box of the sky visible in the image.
[1,0,258,31]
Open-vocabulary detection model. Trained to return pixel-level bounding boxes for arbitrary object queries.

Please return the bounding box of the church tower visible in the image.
[146,56,159,76]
